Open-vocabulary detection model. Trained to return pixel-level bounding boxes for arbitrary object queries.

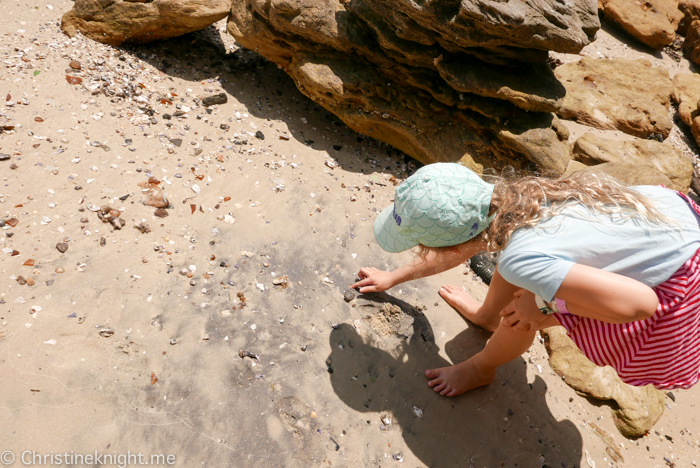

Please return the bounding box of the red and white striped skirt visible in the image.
[554,192,700,390]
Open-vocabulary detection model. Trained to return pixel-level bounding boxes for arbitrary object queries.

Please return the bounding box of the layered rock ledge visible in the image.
[62,0,231,46]
[227,0,600,174]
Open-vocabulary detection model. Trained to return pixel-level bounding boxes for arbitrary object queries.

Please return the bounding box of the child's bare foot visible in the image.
[425,357,496,397]
[439,284,499,332]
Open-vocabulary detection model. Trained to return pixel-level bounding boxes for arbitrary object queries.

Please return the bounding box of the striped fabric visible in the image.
[553,191,700,390]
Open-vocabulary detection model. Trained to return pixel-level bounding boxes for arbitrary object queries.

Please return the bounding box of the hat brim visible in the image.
[374,204,420,253]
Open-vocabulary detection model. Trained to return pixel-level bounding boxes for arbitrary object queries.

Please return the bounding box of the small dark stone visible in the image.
[100,237,106,246]
[56,242,68,253]
[169,138,182,147]
[206,108,213,114]
[163,113,172,120]
[255,130,265,140]
[173,111,185,117]
[333,145,342,151]
[343,289,356,302]
[507,409,513,416]
[220,124,230,131]
[124,138,132,145]
[119,194,130,201]
[46,279,54,286]
[154,208,168,218]
[0,220,4,227]
[666,391,676,402]
[74,186,82,190]
[201,93,228,107]
[0,154,10,161]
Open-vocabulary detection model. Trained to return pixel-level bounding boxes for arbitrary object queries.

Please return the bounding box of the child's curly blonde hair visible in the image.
[416,169,669,257]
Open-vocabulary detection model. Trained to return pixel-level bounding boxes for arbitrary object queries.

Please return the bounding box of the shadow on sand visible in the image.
[328,292,582,467]
[119,25,418,176]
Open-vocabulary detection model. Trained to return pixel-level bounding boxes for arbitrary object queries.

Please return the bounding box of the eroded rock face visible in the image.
[569,134,692,192]
[672,73,700,127]
[61,0,231,46]
[227,0,599,174]
[600,0,683,49]
[683,20,700,65]
[541,326,665,437]
[672,73,700,149]
[678,0,700,35]
[555,57,673,139]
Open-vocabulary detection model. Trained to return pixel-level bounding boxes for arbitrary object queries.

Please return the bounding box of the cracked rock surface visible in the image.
[227,0,599,174]
[541,326,665,437]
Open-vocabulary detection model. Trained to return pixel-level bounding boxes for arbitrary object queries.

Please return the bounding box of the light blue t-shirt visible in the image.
[497,186,700,302]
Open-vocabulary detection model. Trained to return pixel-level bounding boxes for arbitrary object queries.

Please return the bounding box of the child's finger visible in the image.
[350,277,373,289]
[356,267,374,279]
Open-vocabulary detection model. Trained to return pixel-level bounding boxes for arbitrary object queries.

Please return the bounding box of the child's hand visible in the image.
[499,289,548,332]
[350,267,396,293]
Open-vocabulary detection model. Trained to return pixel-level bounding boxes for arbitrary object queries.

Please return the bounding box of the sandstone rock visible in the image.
[61,0,231,46]
[600,0,683,49]
[683,19,700,64]
[671,72,700,126]
[678,0,700,35]
[570,133,692,192]
[555,57,673,139]
[541,326,665,437]
[228,0,599,174]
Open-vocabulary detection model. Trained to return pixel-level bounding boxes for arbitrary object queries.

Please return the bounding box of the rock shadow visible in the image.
[328,293,583,467]
[598,19,663,59]
[117,25,417,176]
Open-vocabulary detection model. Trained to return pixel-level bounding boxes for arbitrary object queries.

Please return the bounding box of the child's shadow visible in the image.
[328,294,583,467]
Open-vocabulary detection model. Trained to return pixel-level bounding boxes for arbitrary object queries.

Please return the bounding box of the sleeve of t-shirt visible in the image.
[497,250,575,302]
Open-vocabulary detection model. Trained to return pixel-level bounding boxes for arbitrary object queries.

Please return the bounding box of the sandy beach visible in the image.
[1,2,700,467]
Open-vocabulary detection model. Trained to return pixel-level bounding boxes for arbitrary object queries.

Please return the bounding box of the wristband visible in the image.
[554,298,568,314]
[535,295,559,315]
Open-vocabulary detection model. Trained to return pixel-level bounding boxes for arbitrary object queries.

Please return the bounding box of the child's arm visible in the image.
[350,241,483,293]
[555,264,659,323]
[499,263,660,330]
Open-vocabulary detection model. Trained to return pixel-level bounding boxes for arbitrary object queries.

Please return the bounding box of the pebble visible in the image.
[201,93,228,107]
[56,242,69,253]
[0,154,10,161]
[343,289,356,302]
[412,406,423,418]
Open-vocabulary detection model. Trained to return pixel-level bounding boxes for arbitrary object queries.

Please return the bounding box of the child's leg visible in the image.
[439,285,500,332]
[425,316,560,397]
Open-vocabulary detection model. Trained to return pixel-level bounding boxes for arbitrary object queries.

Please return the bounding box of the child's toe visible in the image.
[433,382,447,393]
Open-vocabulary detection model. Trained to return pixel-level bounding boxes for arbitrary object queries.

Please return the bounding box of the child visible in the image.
[351,163,700,397]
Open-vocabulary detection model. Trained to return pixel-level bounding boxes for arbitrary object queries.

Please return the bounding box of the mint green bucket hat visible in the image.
[374,163,495,253]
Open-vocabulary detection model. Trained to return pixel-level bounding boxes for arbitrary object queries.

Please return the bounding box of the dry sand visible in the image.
[1,3,699,467]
